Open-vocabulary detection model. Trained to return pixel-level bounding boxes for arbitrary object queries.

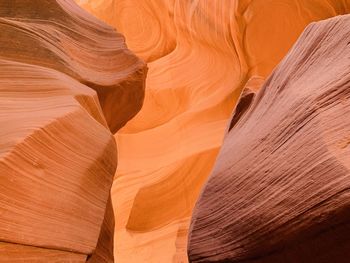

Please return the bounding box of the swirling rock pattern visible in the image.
[76,0,176,62]
[0,0,146,262]
[77,0,350,262]
[189,15,350,262]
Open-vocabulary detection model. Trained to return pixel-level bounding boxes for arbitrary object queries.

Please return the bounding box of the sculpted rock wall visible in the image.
[0,0,146,262]
[77,0,350,262]
[0,242,87,263]
[0,0,146,133]
[189,15,350,262]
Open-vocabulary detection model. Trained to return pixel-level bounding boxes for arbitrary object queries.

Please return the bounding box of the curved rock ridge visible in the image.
[76,0,350,262]
[189,15,350,262]
[0,0,146,133]
[0,1,146,262]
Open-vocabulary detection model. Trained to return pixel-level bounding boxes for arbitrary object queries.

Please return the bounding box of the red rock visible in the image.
[189,15,350,263]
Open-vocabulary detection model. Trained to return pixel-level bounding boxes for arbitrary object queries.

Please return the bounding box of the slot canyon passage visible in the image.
[0,0,349,263]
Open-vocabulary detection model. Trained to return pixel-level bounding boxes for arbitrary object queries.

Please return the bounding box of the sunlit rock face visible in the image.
[189,15,350,262]
[77,0,349,262]
[0,0,146,262]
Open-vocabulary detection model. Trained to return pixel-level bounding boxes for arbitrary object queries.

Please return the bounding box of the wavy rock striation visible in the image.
[189,15,350,262]
[77,0,350,262]
[0,0,146,262]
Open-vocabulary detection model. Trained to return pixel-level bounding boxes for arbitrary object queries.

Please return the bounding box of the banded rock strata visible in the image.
[0,0,146,262]
[77,0,350,262]
[189,15,350,262]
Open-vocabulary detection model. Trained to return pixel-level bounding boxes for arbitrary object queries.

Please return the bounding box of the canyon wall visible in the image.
[189,14,350,262]
[76,0,350,262]
[0,0,146,262]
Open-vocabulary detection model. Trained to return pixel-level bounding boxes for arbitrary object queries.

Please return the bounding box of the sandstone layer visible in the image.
[77,1,350,262]
[189,15,350,262]
[0,0,146,262]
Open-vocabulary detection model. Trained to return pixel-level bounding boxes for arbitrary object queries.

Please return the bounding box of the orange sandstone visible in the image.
[0,0,146,262]
[77,0,350,262]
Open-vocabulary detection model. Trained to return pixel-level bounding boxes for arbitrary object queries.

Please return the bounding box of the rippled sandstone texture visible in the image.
[0,0,146,262]
[189,15,350,262]
[76,0,350,262]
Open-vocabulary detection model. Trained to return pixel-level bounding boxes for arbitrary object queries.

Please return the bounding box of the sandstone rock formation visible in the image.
[189,15,350,262]
[0,0,146,262]
[0,242,87,263]
[77,0,350,262]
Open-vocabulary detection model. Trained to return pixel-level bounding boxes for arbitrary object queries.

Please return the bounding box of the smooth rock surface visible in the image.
[0,0,146,262]
[0,59,117,255]
[77,1,350,262]
[0,0,146,133]
[0,242,87,263]
[189,15,350,262]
